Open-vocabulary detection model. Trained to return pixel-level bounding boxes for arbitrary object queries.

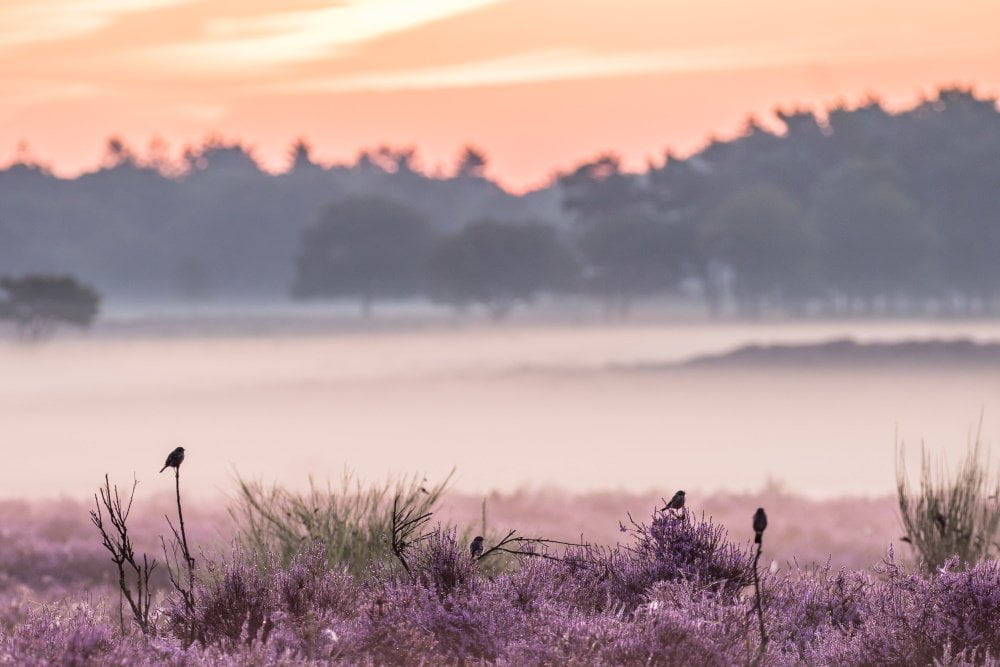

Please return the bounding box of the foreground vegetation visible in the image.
[0,448,999,665]
[5,507,1000,665]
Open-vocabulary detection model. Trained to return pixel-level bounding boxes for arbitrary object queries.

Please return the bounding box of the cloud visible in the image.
[256,33,1000,94]
[0,0,187,48]
[253,46,806,94]
[142,0,498,71]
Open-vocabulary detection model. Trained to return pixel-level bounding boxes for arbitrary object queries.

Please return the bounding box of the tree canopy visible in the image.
[0,274,100,339]
[427,219,575,319]
[4,86,1000,316]
[292,194,435,315]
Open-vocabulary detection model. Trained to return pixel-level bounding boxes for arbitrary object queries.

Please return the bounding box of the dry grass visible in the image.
[897,426,1000,571]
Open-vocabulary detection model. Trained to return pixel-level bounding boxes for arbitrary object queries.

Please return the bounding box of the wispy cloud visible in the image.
[0,0,187,48]
[143,0,498,71]
[258,33,1000,95]
[253,45,819,94]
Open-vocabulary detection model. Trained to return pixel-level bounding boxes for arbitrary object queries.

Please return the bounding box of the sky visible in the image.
[1,0,999,191]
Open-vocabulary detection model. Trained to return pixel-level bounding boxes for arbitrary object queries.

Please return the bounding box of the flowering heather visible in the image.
[2,489,999,664]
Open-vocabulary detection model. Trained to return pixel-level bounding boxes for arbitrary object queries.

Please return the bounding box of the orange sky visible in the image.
[1,0,999,191]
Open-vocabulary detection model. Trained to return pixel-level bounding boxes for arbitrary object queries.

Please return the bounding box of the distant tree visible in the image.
[427,219,575,319]
[703,184,819,315]
[183,137,261,176]
[899,88,1000,309]
[577,212,691,318]
[559,154,640,224]
[0,274,100,339]
[102,136,139,169]
[455,146,488,179]
[171,258,214,302]
[826,97,896,160]
[357,146,419,175]
[560,154,692,316]
[292,195,435,316]
[810,159,939,310]
[645,154,719,311]
[288,138,322,173]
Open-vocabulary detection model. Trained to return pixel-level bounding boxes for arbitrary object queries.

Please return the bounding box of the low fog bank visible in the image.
[34,299,1000,342]
[2,323,998,500]
[663,337,1000,370]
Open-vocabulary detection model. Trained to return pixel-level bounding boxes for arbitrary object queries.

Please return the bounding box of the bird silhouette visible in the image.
[753,507,767,544]
[470,536,484,559]
[160,446,185,473]
[663,490,686,512]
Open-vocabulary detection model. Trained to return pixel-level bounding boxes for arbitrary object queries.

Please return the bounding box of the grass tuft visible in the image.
[896,422,1000,571]
[229,469,452,574]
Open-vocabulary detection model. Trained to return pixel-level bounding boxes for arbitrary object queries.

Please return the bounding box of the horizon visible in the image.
[3,84,996,194]
[2,0,999,191]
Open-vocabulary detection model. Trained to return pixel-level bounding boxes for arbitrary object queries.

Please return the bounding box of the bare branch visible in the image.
[89,474,157,635]
[475,529,591,563]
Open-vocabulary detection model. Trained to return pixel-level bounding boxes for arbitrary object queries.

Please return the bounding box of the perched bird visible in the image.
[663,490,686,512]
[753,507,768,544]
[470,536,484,559]
[160,446,185,473]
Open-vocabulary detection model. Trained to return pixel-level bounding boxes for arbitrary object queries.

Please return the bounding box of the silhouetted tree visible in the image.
[810,159,939,311]
[560,155,693,316]
[0,273,100,339]
[703,184,819,315]
[427,219,575,319]
[455,146,488,179]
[171,258,214,302]
[577,212,691,318]
[2,86,1000,312]
[292,195,435,315]
[900,88,1000,311]
[288,138,322,173]
[559,154,640,224]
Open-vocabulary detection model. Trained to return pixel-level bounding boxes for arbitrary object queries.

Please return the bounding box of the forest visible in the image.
[1,87,998,317]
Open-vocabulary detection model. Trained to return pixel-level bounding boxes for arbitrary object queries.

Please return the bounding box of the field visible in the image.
[1,485,996,664]
[2,320,999,663]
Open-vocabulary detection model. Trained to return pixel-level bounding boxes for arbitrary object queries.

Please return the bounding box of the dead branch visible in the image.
[89,474,157,635]
[390,493,434,575]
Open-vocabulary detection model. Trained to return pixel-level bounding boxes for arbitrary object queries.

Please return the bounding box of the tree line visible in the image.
[294,87,1000,318]
[3,87,999,316]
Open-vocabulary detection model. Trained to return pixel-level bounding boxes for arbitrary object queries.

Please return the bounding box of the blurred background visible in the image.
[1,0,999,515]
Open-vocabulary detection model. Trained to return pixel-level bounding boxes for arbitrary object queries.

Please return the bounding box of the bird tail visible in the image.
[160,465,167,473]
[754,532,762,544]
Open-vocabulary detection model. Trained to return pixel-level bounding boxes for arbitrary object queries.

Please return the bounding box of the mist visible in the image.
[3,319,997,501]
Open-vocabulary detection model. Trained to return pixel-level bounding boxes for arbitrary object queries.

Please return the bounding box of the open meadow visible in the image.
[1,320,1000,663]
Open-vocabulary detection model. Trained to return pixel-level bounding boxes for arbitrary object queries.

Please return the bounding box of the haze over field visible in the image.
[3,320,998,501]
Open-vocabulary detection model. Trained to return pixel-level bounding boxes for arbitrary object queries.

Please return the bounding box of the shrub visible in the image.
[596,510,754,613]
[229,470,451,574]
[897,428,1000,571]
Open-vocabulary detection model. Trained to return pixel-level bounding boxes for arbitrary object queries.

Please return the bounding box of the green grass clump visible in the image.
[230,469,452,574]
[897,425,1000,572]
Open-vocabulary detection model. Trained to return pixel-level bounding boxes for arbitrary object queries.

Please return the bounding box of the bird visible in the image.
[753,507,767,544]
[663,490,686,512]
[160,446,185,473]
[470,536,484,559]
